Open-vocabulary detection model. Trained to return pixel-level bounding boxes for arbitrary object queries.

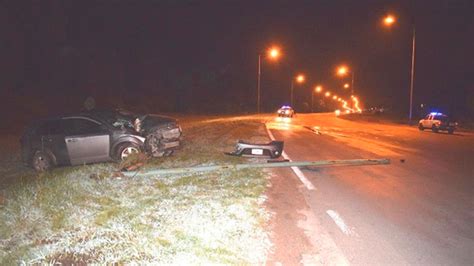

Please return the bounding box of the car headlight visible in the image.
[134,118,142,132]
[285,110,289,114]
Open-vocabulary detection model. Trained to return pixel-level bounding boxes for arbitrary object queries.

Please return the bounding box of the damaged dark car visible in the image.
[21,109,182,171]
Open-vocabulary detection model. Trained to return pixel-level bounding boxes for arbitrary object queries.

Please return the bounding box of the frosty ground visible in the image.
[0,115,274,264]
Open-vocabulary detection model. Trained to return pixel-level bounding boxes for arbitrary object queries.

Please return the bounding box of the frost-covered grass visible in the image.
[0,116,272,264]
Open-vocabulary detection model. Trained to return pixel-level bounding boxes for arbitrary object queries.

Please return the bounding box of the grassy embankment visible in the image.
[0,115,272,264]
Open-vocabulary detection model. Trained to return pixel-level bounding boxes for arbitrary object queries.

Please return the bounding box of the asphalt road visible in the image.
[266,113,474,265]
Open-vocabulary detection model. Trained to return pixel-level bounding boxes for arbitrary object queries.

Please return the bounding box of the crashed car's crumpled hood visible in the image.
[141,114,178,131]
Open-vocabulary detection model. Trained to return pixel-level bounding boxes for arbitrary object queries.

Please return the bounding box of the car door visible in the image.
[423,115,432,128]
[34,119,70,165]
[62,117,111,165]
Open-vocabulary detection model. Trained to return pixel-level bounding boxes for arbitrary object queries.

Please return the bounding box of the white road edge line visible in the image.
[326,210,352,236]
[265,124,316,191]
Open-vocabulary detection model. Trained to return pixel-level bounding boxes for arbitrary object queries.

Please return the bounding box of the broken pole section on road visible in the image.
[122,158,390,177]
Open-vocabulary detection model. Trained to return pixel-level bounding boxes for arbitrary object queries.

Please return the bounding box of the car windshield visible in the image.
[91,110,136,129]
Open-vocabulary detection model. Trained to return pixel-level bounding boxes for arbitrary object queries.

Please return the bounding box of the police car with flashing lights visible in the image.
[277,106,295,118]
[418,112,457,134]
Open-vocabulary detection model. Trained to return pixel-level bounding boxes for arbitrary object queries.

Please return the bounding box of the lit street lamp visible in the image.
[337,65,355,95]
[311,85,323,112]
[337,65,355,108]
[337,66,348,76]
[325,91,331,97]
[290,74,305,107]
[383,14,416,123]
[383,15,396,26]
[257,46,280,113]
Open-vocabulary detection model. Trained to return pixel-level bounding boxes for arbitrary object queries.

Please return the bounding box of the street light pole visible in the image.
[257,54,261,113]
[351,71,355,109]
[383,15,417,123]
[256,46,281,114]
[351,71,355,96]
[311,90,314,112]
[409,26,416,123]
[290,80,294,107]
[290,74,305,107]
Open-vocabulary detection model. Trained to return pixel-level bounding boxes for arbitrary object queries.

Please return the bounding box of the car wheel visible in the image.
[431,125,439,133]
[116,143,140,161]
[418,123,424,131]
[448,128,454,134]
[31,150,53,172]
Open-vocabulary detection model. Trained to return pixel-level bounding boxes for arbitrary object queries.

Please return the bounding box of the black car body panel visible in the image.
[226,140,284,158]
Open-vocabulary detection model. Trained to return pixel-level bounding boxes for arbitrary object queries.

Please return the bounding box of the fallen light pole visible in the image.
[122,158,390,177]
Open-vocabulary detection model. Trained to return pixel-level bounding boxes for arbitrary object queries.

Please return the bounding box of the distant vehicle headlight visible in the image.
[285,110,290,114]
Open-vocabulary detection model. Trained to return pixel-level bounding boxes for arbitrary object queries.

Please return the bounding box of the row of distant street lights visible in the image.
[256,13,416,121]
[257,46,359,113]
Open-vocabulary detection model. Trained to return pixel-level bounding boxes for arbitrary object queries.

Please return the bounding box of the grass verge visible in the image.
[0,115,271,264]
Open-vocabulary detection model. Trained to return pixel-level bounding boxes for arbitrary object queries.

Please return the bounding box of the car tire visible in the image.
[418,124,424,131]
[448,128,454,134]
[432,125,439,133]
[31,150,54,172]
[115,142,141,161]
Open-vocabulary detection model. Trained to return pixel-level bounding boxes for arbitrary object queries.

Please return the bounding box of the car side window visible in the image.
[62,118,105,136]
[424,115,430,120]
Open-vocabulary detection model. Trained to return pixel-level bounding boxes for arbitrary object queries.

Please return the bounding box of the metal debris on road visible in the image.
[225,140,284,158]
[122,158,390,177]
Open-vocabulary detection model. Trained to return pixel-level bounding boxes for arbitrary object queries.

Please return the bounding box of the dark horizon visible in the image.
[1,0,473,119]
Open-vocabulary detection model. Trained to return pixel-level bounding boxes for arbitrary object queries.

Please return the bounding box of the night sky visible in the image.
[1,0,473,119]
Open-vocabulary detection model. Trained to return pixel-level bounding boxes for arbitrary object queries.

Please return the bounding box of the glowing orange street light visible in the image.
[257,45,282,113]
[332,95,337,100]
[383,14,396,27]
[296,74,305,83]
[315,85,323,93]
[344,83,350,89]
[325,92,331,97]
[290,74,306,106]
[268,47,281,59]
[337,66,348,76]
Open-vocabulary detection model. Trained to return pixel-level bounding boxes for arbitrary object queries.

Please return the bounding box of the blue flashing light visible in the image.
[430,112,443,116]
